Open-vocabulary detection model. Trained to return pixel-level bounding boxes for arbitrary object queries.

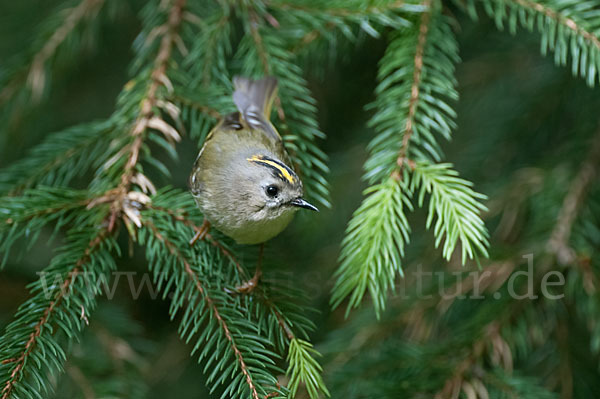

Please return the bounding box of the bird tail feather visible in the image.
[233,76,278,120]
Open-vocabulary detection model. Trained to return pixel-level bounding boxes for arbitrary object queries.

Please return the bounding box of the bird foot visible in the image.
[235,268,262,294]
[189,219,210,246]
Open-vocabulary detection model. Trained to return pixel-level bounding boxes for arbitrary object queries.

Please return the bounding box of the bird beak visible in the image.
[290,198,319,212]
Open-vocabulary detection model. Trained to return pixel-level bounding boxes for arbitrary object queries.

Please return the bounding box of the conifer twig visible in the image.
[435,322,511,399]
[278,1,407,17]
[117,0,186,190]
[547,127,600,265]
[143,219,260,399]
[145,204,247,277]
[169,93,222,119]
[394,0,432,177]
[248,9,272,75]
[99,0,186,231]
[0,228,110,399]
[511,0,600,51]
[0,0,106,105]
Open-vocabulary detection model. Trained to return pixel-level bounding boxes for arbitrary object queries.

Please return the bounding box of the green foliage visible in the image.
[412,161,489,263]
[461,0,600,86]
[332,177,412,317]
[0,121,116,194]
[365,10,459,182]
[1,0,600,397]
[286,338,330,399]
[0,0,125,147]
[50,303,151,399]
[0,187,90,268]
[332,6,489,316]
[0,227,118,399]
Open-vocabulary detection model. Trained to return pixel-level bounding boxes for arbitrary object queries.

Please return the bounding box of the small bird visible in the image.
[189,76,318,290]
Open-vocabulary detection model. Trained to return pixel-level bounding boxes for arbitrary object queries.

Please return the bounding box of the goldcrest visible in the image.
[189,76,318,245]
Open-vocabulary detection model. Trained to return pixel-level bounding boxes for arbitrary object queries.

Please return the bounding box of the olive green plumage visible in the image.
[189,76,318,244]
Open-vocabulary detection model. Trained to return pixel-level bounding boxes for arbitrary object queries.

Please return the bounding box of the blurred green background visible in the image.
[1,0,599,397]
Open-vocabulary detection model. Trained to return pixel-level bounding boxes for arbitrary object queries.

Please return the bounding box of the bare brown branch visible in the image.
[547,127,600,265]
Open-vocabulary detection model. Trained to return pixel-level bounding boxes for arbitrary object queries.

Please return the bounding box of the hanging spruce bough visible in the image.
[332,1,490,318]
[1,0,600,397]
[331,0,600,318]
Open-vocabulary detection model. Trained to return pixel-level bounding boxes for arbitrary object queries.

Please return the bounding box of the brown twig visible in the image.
[547,127,600,265]
[393,0,432,178]
[262,295,295,341]
[277,0,406,17]
[144,219,260,399]
[201,13,230,86]
[248,9,271,75]
[0,229,109,399]
[435,323,510,399]
[146,204,247,277]
[102,0,186,231]
[66,364,96,399]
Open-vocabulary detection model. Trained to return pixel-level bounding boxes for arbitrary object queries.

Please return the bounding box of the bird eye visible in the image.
[265,185,279,197]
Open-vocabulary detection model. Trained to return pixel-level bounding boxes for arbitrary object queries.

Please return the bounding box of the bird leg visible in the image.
[236,243,264,294]
[189,219,210,246]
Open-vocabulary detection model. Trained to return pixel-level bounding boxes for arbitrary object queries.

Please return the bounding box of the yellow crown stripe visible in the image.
[247,156,296,184]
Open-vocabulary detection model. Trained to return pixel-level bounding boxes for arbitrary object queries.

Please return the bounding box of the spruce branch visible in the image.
[94,0,186,231]
[395,0,433,171]
[144,189,327,398]
[332,3,489,316]
[140,218,283,399]
[0,121,116,196]
[180,2,232,87]
[115,0,186,189]
[0,0,106,105]
[286,339,330,399]
[512,0,600,50]
[169,92,223,119]
[253,285,329,398]
[365,2,459,183]
[332,177,413,318]
[0,188,91,268]
[275,0,410,17]
[0,226,117,399]
[411,162,489,264]
[145,201,247,276]
[462,0,600,86]
[273,0,421,40]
